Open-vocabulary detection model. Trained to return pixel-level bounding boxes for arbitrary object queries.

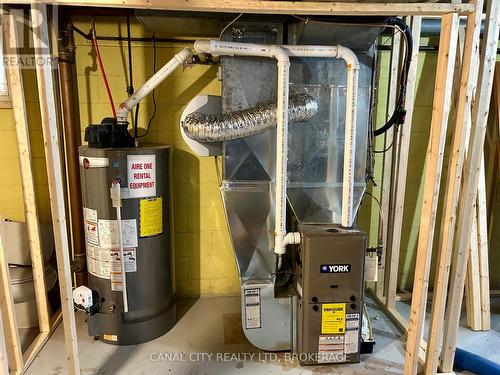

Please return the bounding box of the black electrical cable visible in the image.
[138,34,157,138]
[125,14,139,139]
[291,15,411,138]
[373,17,413,137]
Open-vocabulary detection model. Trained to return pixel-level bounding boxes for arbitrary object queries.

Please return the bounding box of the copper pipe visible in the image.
[59,19,87,286]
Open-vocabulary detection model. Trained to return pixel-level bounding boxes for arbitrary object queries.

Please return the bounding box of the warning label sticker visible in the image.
[97,219,138,249]
[139,197,163,237]
[87,244,111,279]
[318,335,346,363]
[127,154,156,198]
[321,303,346,334]
[85,221,99,246]
[84,207,98,222]
[109,248,136,291]
[110,248,137,273]
[244,288,261,329]
[345,313,360,354]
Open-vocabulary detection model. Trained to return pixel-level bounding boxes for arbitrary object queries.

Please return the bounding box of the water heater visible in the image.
[78,143,175,345]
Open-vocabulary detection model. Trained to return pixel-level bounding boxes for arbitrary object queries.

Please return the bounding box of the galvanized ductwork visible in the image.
[182,93,318,142]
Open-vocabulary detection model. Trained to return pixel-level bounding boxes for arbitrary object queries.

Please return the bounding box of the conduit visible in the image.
[182,94,318,142]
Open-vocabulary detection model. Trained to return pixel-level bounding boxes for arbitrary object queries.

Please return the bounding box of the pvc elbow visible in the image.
[194,40,212,54]
[270,45,289,64]
[116,106,129,123]
[176,48,193,63]
[274,232,301,255]
[337,45,359,70]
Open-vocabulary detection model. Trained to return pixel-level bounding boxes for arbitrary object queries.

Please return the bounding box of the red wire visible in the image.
[92,29,116,118]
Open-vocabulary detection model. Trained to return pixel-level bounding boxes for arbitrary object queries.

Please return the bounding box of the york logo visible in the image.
[320,264,351,273]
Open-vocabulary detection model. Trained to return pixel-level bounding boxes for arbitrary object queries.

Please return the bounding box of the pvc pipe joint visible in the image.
[116,47,193,123]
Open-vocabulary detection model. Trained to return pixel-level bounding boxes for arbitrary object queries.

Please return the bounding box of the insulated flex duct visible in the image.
[182,94,318,142]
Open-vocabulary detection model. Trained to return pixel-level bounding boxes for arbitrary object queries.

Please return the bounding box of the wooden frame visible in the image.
[440,1,500,371]
[0,6,72,375]
[424,1,483,372]
[404,13,459,374]
[13,0,476,16]
[31,4,80,374]
[369,0,498,373]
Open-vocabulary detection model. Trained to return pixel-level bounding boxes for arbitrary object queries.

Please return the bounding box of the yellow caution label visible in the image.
[321,303,346,334]
[139,197,163,237]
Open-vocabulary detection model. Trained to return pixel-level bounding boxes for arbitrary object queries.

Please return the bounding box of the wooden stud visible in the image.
[376,29,401,300]
[30,4,80,374]
[0,309,8,375]
[440,1,500,371]
[28,0,476,16]
[0,228,23,373]
[465,210,482,330]
[384,16,422,310]
[477,156,491,331]
[487,63,500,242]
[404,12,459,375]
[3,8,51,334]
[424,1,483,371]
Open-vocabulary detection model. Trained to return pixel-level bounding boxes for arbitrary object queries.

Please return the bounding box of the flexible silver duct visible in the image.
[182,94,318,142]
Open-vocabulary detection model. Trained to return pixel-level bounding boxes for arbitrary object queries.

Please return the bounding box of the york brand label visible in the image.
[320,264,351,273]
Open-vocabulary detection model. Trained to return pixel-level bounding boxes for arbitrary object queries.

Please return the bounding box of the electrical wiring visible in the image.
[126,14,139,138]
[91,17,116,118]
[364,191,384,247]
[373,141,393,153]
[373,17,413,137]
[219,13,243,39]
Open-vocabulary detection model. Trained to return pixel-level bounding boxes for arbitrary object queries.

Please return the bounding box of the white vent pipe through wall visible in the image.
[113,40,359,264]
[116,48,193,123]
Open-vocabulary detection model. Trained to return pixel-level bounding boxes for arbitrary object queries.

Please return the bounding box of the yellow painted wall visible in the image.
[0,68,51,225]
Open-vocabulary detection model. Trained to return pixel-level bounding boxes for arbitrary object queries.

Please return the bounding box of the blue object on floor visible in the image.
[454,347,500,375]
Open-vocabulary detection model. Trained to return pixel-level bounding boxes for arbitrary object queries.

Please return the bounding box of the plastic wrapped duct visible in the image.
[182,94,318,142]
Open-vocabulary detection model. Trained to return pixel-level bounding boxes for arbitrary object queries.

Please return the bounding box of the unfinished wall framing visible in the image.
[1,1,496,374]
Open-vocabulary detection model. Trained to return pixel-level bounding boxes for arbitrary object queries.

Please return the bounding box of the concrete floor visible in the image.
[25,296,500,375]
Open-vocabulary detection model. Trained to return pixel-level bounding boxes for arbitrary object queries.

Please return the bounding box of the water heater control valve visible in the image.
[73,285,93,309]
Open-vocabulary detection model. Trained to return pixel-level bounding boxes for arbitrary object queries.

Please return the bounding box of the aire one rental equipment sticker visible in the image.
[127,154,156,198]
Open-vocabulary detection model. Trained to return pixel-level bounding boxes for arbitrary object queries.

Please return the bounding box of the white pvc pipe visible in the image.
[116,48,193,123]
[110,182,128,312]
